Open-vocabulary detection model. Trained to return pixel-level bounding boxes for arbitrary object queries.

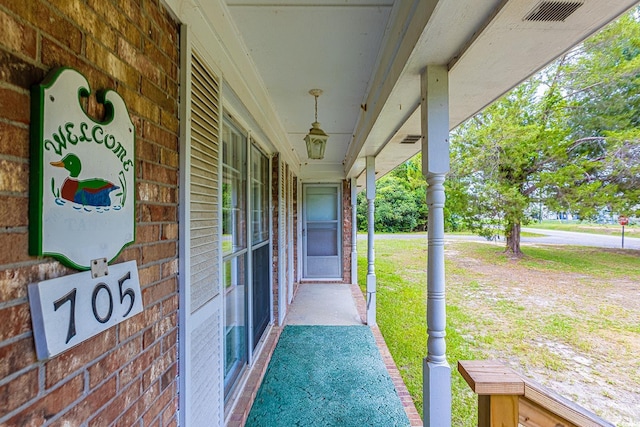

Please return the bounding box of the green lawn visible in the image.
[530,220,638,236]
[357,237,640,426]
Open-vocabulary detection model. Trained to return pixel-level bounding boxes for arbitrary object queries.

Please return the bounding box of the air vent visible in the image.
[400,134,421,144]
[524,1,583,22]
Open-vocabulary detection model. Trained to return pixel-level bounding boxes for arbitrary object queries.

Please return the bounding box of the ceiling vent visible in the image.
[400,135,421,144]
[524,1,583,22]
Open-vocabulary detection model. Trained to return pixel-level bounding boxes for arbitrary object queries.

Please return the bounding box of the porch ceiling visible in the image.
[224,0,639,184]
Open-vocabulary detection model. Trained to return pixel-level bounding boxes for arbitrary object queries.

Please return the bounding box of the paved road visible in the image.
[360,228,640,250]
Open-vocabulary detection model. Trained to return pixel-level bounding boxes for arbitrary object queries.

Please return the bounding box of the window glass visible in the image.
[251,145,269,244]
[222,122,247,255]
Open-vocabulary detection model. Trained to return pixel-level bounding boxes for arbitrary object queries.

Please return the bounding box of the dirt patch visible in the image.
[446,243,640,426]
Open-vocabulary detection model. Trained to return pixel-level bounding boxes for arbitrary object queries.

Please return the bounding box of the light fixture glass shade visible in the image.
[304,121,329,160]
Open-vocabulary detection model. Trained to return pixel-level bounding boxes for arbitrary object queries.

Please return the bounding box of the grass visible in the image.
[458,243,640,280]
[357,237,640,426]
[531,220,638,236]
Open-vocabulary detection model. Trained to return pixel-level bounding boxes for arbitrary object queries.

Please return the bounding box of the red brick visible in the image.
[0,195,28,228]
[160,363,177,391]
[119,342,161,387]
[141,77,175,112]
[0,121,29,159]
[48,377,117,427]
[141,380,174,425]
[162,396,178,425]
[137,140,161,163]
[36,3,83,54]
[138,264,161,287]
[87,0,141,46]
[161,295,178,319]
[0,232,30,265]
[160,109,179,134]
[140,204,177,223]
[114,245,141,265]
[159,185,177,204]
[140,161,177,186]
[118,398,144,426]
[141,241,176,265]
[0,88,29,125]
[138,181,160,203]
[119,85,160,123]
[118,310,146,342]
[0,302,31,341]
[0,50,45,92]
[136,223,161,244]
[160,223,177,241]
[0,262,70,302]
[86,38,139,90]
[161,259,178,279]
[143,121,178,151]
[88,335,142,388]
[0,159,28,192]
[159,147,179,169]
[0,336,37,381]
[47,0,117,52]
[161,329,177,353]
[41,36,83,71]
[116,0,144,28]
[0,368,38,413]
[118,37,161,86]
[0,8,37,59]
[142,278,176,306]
[45,328,116,387]
[88,378,142,427]
[6,374,84,426]
[143,312,176,349]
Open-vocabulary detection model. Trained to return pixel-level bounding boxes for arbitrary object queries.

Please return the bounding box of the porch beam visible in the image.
[351,177,358,286]
[366,156,376,326]
[421,65,451,427]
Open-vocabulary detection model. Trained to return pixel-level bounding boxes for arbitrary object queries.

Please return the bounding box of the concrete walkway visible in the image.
[286,284,363,326]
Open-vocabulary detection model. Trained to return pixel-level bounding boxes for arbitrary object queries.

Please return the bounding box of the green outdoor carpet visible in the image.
[246,325,411,427]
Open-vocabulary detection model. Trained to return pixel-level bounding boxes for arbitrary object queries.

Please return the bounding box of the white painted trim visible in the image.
[177,23,193,427]
[365,156,376,326]
[161,0,300,174]
[421,65,451,427]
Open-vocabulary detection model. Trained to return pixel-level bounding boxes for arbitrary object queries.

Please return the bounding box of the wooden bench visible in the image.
[458,360,615,427]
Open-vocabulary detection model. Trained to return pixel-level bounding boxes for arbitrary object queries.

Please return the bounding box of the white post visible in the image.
[366,156,376,326]
[421,65,451,427]
[351,177,358,286]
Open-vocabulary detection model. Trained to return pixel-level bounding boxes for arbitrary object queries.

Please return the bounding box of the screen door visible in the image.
[303,184,342,278]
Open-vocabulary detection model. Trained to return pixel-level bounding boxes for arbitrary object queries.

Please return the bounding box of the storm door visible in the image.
[303,184,342,278]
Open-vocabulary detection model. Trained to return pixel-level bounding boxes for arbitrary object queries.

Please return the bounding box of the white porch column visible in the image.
[365,156,376,325]
[421,65,451,427]
[351,177,358,286]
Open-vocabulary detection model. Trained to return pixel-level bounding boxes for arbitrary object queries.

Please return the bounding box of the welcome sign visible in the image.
[30,68,136,270]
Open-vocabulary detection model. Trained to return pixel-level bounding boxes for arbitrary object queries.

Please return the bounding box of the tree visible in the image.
[450,7,640,255]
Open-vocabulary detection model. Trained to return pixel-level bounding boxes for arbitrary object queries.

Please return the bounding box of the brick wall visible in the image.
[0,1,180,425]
[271,154,280,324]
[342,179,353,284]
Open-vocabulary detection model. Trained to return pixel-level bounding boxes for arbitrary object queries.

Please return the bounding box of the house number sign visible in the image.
[29,67,135,270]
[28,68,142,360]
[29,261,143,359]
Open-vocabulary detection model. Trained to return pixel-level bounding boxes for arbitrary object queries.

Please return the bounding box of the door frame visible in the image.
[302,183,343,279]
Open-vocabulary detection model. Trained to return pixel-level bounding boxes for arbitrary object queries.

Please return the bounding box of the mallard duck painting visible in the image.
[51,153,120,207]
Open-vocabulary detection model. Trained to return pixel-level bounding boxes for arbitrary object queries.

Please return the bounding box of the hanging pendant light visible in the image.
[304,89,329,160]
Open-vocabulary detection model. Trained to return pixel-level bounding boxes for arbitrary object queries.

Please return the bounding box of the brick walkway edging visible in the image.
[349,284,423,427]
